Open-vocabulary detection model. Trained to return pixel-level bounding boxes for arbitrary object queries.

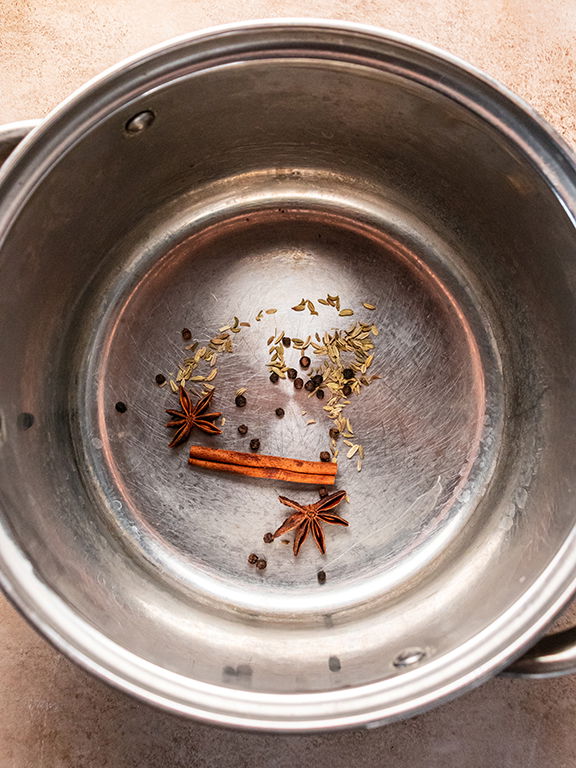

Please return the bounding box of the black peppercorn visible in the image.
[304,380,315,392]
[235,394,247,407]
[294,377,304,390]
[316,389,325,400]
[282,337,291,347]
[181,328,192,341]
[17,413,34,430]
[238,424,248,436]
[269,372,279,383]
[311,374,323,387]
[319,487,328,498]
[256,558,267,570]
[263,532,274,544]
[115,401,127,413]
[319,451,331,462]
[275,407,285,418]
[329,427,340,439]
[343,368,354,379]
[300,356,311,369]
[250,438,261,452]
[155,373,166,386]
[248,553,258,565]
[287,368,297,380]
[342,384,352,397]
[317,570,327,584]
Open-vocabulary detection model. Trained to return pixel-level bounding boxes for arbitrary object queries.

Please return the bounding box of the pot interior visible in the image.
[1,27,576,726]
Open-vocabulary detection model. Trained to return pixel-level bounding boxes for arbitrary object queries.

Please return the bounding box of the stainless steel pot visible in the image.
[2,20,576,731]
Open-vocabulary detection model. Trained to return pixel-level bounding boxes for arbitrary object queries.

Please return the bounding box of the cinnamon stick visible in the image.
[189,446,337,476]
[188,457,336,485]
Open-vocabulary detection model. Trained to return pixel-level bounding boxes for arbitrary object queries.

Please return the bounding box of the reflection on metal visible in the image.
[1,22,576,730]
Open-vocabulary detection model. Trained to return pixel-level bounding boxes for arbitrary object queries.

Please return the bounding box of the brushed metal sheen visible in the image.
[1,21,576,730]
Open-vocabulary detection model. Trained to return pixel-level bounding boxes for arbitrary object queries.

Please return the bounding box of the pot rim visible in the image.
[1,18,576,731]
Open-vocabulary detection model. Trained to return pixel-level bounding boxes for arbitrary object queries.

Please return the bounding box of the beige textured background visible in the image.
[2,2,576,766]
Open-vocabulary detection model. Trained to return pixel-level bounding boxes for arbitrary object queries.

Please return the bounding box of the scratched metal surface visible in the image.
[3,27,576,728]
[69,172,508,701]
[85,192,499,612]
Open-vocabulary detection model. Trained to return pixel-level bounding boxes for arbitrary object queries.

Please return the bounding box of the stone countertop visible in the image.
[2,2,576,766]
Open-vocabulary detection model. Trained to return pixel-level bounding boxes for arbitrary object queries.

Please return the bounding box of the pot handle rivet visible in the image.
[393,648,426,668]
[124,110,155,134]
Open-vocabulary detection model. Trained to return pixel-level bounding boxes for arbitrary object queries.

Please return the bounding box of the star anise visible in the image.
[273,489,349,556]
[166,386,222,447]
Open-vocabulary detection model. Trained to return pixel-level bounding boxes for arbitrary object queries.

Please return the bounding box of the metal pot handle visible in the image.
[0,119,40,167]
[1,118,575,680]
[502,626,576,678]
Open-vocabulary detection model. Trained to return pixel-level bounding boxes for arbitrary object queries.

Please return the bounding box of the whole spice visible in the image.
[319,451,331,462]
[235,394,247,407]
[256,558,267,570]
[287,368,297,380]
[189,456,336,484]
[17,413,34,430]
[275,407,285,418]
[263,532,274,543]
[248,553,258,565]
[294,377,304,390]
[329,428,340,440]
[316,389,325,400]
[155,373,166,386]
[238,424,248,436]
[273,489,349,555]
[317,570,327,584]
[189,445,337,471]
[342,384,352,397]
[300,356,311,369]
[311,374,323,387]
[307,300,318,316]
[304,380,315,392]
[181,328,192,341]
[346,444,360,459]
[166,386,222,446]
[269,372,279,383]
[115,401,127,413]
[319,486,328,498]
[342,368,354,380]
[282,337,291,347]
[188,446,338,484]
[249,438,261,452]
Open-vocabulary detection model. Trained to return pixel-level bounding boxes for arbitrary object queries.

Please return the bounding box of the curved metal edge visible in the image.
[0,120,40,166]
[1,22,576,728]
[502,627,576,678]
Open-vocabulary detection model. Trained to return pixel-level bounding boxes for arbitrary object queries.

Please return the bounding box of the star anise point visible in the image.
[273,490,348,556]
[166,386,222,447]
